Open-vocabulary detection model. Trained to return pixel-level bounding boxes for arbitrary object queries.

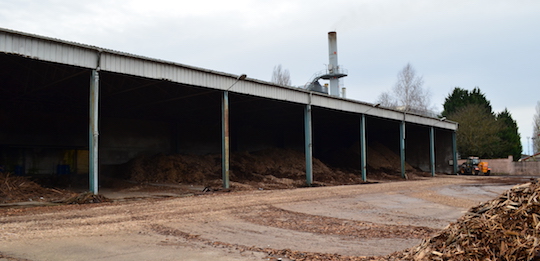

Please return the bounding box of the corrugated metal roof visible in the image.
[0,27,458,131]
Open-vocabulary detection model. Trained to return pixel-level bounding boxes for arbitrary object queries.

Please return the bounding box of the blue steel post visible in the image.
[360,114,367,182]
[222,91,230,189]
[89,70,99,194]
[304,104,313,186]
[452,131,458,174]
[430,127,435,177]
[400,121,406,179]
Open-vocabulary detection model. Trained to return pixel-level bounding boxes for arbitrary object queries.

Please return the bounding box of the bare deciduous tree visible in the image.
[377,92,397,108]
[377,63,433,114]
[534,101,540,154]
[271,64,291,86]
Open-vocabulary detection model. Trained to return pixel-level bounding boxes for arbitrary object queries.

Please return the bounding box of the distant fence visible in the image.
[458,156,540,175]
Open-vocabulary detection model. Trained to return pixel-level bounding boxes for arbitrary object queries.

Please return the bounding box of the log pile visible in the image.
[399,180,540,261]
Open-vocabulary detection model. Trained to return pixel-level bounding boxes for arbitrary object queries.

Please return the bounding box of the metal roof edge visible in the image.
[0,27,238,79]
[0,27,458,130]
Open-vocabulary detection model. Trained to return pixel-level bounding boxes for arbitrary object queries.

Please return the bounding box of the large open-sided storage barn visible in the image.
[0,28,458,193]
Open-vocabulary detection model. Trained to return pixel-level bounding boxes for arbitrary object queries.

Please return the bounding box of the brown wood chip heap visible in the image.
[400,180,540,261]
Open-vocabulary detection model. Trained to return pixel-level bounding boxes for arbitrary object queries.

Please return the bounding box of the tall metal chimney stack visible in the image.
[328,32,340,96]
[305,31,347,96]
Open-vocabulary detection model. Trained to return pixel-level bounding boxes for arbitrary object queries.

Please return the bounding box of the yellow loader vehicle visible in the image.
[459,156,491,175]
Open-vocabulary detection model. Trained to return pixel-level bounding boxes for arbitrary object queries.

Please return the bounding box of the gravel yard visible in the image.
[0,175,531,260]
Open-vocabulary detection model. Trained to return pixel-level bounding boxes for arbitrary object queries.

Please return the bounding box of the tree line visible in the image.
[442,87,522,160]
[379,64,525,160]
[273,63,532,160]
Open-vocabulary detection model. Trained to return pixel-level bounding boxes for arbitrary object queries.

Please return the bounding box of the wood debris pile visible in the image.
[63,192,111,204]
[122,147,425,190]
[123,149,368,189]
[0,172,74,203]
[127,153,220,184]
[398,180,540,261]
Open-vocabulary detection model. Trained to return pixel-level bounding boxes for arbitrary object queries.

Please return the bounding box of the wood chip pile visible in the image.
[398,180,540,261]
[62,192,111,204]
[0,172,75,203]
[127,153,219,184]
[123,149,368,189]
[122,147,422,190]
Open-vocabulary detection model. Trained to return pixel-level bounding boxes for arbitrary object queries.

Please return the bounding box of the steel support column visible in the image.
[429,127,436,177]
[221,91,230,189]
[360,114,367,182]
[304,104,313,186]
[400,121,406,179]
[89,70,99,194]
[452,131,458,174]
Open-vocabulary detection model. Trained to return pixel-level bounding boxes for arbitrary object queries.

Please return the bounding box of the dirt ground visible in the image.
[0,175,533,261]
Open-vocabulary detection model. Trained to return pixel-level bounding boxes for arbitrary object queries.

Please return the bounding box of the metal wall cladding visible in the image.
[100,52,234,89]
[0,28,457,131]
[0,30,97,68]
[100,52,311,106]
[232,81,309,104]
[309,94,457,129]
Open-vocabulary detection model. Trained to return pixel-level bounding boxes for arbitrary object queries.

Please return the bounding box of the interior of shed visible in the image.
[0,53,453,191]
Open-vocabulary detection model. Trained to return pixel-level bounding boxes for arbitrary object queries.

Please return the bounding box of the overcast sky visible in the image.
[1,0,539,154]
